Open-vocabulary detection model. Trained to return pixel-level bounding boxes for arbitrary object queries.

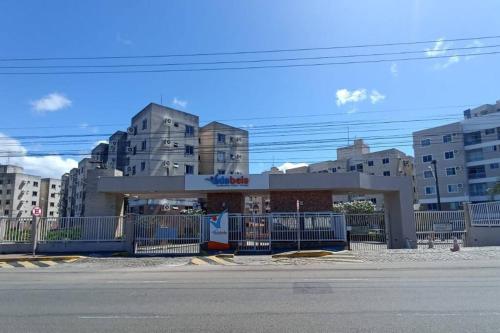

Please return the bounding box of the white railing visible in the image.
[37,216,125,242]
[0,217,33,243]
[469,201,500,226]
[414,210,466,247]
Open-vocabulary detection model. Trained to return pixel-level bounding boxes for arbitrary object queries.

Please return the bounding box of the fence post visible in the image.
[0,218,5,242]
[463,202,472,247]
[31,216,39,256]
[124,214,136,255]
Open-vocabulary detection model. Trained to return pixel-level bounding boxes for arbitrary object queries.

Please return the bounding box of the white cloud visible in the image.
[277,162,309,172]
[31,92,72,113]
[0,133,78,178]
[425,38,449,57]
[390,63,398,77]
[172,97,188,108]
[369,90,386,104]
[434,55,460,70]
[116,33,133,46]
[336,89,367,106]
[465,40,484,60]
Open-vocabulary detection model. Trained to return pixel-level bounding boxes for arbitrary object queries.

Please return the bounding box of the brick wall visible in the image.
[270,191,333,212]
[206,192,244,213]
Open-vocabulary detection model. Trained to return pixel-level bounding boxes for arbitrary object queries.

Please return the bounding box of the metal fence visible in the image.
[37,216,124,242]
[345,214,387,250]
[0,217,33,243]
[134,215,202,255]
[469,201,500,226]
[414,210,466,248]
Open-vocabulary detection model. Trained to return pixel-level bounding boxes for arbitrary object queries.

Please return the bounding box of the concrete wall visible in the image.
[206,192,244,213]
[270,191,333,212]
[84,169,124,216]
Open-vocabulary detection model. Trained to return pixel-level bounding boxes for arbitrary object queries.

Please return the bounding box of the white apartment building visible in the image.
[413,100,500,210]
[199,121,249,175]
[286,139,414,210]
[0,165,62,218]
[39,178,62,217]
[125,103,199,176]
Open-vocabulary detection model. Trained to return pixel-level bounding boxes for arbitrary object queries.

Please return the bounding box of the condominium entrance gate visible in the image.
[133,213,347,255]
[345,214,388,250]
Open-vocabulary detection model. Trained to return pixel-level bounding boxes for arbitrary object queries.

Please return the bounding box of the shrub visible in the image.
[332,201,376,214]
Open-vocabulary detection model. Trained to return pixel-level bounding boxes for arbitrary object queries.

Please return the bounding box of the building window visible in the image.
[217,169,225,175]
[444,151,455,159]
[31,201,36,206]
[349,165,355,171]
[427,203,439,211]
[468,165,486,179]
[33,181,38,187]
[464,131,481,145]
[425,186,436,195]
[132,166,136,175]
[133,146,137,155]
[217,151,226,162]
[446,167,457,176]
[5,200,10,205]
[485,128,495,135]
[383,171,391,176]
[185,145,194,156]
[356,164,363,172]
[469,183,488,196]
[50,202,55,207]
[424,170,434,178]
[185,125,195,137]
[142,119,147,130]
[217,133,226,144]
[448,184,460,193]
[0,180,2,185]
[4,210,9,216]
[185,164,194,175]
[382,158,389,164]
[140,162,146,171]
[367,160,374,166]
[32,191,37,196]
[490,163,500,169]
[331,167,337,173]
[50,193,55,198]
[141,140,147,151]
[466,149,483,162]
[421,138,431,146]
[49,211,54,216]
[443,134,452,143]
[51,184,56,189]
[422,155,433,163]
[6,189,11,195]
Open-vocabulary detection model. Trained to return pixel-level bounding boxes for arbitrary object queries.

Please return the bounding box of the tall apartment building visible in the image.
[199,121,249,175]
[125,103,199,176]
[286,139,414,209]
[107,130,128,171]
[59,173,69,217]
[39,178,62,217]
[0,165,41,218]
[413,100,500,210]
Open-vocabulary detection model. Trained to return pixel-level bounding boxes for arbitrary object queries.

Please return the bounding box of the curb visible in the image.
[0,255,84,263]
[272,250,334,258]
[215,254,234,259]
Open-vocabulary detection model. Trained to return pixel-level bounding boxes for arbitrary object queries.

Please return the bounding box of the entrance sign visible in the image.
[207,210,229,250]
[32,206,42,217]
[185,174,269,191]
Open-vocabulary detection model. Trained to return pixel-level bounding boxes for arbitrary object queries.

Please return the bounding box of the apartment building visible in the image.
[413,100,500,210]
[107,130,128,171]
[0,165,41,218]
[125,103,199,176]
[59,173,69,217]
[286,139,414,209]
[39,178,62,217]
[199,121,249,175]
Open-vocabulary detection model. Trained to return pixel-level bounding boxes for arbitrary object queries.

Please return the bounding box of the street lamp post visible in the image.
[431,160,442,210]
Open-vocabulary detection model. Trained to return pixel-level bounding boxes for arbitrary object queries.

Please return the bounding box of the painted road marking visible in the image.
[17,261,39,269]
[190,258,210,265]
[0,262,15,268]
[207,256,237,265]
[39,260,58,267]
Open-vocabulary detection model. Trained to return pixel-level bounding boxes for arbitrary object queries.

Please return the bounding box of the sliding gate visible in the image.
[134,215,202,255]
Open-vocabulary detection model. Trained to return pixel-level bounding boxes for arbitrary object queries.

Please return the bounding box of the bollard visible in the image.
[428,235,434,249]
[450,237,460,252]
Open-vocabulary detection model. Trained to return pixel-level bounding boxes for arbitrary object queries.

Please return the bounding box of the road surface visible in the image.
[1,260,500,332]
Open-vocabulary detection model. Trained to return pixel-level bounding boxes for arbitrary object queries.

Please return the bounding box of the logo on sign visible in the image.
[205,174,249,186]
[32,206,42,217]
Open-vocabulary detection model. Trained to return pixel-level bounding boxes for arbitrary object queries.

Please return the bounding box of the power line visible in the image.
[1,34,499,62]
[1,50,499,75]
[1,43,498,70]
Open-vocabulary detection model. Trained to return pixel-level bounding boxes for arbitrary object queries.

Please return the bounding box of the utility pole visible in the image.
[431,160,442,210]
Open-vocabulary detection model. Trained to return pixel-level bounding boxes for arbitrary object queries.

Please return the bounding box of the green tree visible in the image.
[332,201,376,214]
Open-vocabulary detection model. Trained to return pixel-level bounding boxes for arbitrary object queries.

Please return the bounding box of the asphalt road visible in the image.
[1,261,500,332]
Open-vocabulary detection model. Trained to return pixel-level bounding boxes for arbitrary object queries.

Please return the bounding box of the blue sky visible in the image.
[1,0,500,177]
